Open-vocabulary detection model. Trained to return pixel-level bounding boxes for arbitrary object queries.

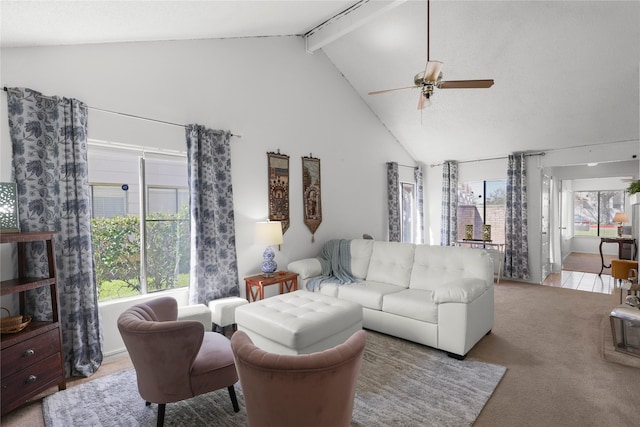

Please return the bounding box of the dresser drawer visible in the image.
[1,352,64,414]
[1,328,61,378]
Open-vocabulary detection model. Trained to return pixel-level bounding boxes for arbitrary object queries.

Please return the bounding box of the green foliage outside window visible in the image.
[91,210,190,301]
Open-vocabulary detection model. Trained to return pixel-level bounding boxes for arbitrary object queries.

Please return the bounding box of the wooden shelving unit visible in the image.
[1,231,66,415]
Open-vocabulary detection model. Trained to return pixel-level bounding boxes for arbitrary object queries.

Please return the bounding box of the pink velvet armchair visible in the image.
[231,329,366,427]
[117,297,240,427]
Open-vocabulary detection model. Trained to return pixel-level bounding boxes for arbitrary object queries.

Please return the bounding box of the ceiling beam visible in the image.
[304,0,407,53]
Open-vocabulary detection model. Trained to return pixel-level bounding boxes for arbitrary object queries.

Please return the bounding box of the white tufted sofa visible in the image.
[287,239,494,358]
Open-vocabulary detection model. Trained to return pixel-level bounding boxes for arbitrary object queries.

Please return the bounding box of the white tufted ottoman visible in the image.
[234,290,363,354]
[208,296,249,335]
[177,304,213,331]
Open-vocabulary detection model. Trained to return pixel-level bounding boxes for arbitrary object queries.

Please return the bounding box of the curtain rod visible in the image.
[2,86,241,138]
[430,152,545,168]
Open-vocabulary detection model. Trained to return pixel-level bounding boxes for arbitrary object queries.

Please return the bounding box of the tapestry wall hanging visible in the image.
[267,151,290,233]
[302,155,322,242]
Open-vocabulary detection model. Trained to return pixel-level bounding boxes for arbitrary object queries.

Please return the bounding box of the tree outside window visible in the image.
[573,190,624,237]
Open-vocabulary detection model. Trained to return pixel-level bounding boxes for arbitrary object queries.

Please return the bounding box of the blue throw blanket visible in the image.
[307,239,359,291]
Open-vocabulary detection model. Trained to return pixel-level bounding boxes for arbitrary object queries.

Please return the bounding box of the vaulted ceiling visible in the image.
[2,1,638,164]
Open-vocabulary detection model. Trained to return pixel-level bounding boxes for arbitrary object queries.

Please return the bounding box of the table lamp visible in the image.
[612,212,628,237]
[255,221,283,276]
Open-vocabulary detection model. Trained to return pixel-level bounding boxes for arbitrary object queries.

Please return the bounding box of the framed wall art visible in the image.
[302,155,322,241]
[267,151,290,233]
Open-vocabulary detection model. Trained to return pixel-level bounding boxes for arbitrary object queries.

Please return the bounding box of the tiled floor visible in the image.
[543,270,616,295]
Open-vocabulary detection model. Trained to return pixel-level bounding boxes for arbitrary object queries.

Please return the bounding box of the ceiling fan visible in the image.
[368,0,494,109]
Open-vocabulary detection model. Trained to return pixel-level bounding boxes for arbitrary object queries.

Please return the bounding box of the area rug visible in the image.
[43,331,506,427]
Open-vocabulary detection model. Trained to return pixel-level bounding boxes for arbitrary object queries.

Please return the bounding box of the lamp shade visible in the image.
[613,212,628,224]
[255,221,283,246]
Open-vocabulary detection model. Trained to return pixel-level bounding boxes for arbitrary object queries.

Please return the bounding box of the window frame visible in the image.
[572,189,625,237]
[89,147,190,302]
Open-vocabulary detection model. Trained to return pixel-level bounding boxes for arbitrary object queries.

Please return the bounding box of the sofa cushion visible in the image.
[382,289,438,323]
[350,239,374,280]
[366,241,415,288]
[287,258,322,281]
[432,279,488,304]
[410,245,490,292]
[337,281,405,310]
[318,283,340,297]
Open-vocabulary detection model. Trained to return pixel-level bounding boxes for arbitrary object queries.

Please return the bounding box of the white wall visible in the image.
[0,36,415,357]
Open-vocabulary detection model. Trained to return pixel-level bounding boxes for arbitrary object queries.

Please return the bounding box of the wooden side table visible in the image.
[244,271,298,302]
[599,237,638,275]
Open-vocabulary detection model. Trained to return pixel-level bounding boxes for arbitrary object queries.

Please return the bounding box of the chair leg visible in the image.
[228,385,240,412]
[157,403,166,427]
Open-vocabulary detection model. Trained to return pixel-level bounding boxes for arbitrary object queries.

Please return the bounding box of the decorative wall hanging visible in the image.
[267,151,290,233]
[302,155,322,242]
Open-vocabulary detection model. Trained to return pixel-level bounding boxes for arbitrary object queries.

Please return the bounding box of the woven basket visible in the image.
[0,307,31,334]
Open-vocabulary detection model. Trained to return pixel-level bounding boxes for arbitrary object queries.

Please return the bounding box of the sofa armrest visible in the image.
[287,258,322,281]
[432,278,488,304]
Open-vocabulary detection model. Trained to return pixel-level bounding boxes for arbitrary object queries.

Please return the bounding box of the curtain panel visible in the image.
[387,162,401,242]
[504,153,530,279]
[185,124,240,304]
[7,87,103,377]
[440,161,458,246]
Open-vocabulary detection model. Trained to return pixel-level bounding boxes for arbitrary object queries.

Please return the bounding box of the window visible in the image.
[573,190,625,237]
[91,185,127,218]
[144,185,190,297]
[148,187,189,214]
[88,147,190,302]
[400,182,416,243]
[457,180,506,242]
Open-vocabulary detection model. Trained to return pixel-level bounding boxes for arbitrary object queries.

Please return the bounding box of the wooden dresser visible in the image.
[1,231,66,415]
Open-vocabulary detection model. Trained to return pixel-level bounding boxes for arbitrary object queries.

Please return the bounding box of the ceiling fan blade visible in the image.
[438,79,494,89]
[417,94,427,110]
[368,86,419,95]
[424,60,443,82]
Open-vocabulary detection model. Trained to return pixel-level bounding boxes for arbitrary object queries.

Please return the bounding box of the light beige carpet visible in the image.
[472,282,637,426]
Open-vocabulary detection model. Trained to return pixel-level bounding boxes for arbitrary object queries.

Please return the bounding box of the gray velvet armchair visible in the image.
[117,297,240,427]
[231,329,366,427]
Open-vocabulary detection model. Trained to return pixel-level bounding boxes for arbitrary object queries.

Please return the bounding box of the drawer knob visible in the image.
[25,375,37,384]
[22,349,35,358]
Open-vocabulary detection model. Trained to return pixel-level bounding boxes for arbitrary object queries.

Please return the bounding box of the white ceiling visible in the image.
[2,0,638,164]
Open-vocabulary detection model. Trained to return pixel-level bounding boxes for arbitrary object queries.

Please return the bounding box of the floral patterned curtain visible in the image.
[414,164,425,244]
[7,87,102,377]
[440,161,458,246]
[387,162,400,242]
[185,125,239,304]
[504,153,529,279]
